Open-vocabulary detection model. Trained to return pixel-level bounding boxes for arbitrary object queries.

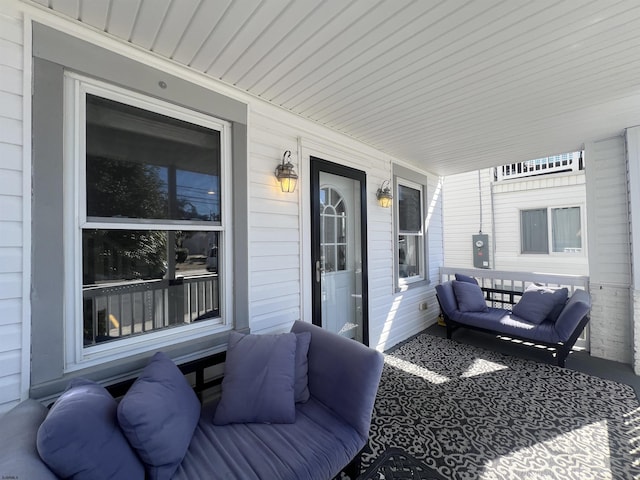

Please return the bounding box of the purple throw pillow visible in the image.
[117,352,201,480]
[213,332,297,425]
[512,284,569,324]
[452,280,489,312]
[37,378,144,480]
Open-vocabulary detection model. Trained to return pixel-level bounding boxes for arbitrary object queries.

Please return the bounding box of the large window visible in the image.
[65,73,232,368]
[521,206,582,254]
[397,179,425,285]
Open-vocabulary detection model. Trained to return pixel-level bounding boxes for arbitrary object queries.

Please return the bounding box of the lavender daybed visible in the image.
[436,278,591,367]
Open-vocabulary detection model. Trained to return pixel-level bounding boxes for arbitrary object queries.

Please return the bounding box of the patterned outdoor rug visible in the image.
[361,334,640,480]
[358,447,448,479]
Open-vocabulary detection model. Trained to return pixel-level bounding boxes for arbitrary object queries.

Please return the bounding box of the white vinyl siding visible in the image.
[246,115,303,335]
[585,136,632,364]
[442,169,493,268]
[249,105,442,350]
[490,173,588,276]
[628,126,640,374]
[0,8,25,412]
[586,137,631,286]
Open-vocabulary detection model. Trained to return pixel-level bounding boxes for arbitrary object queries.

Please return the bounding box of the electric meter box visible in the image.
[472,234,490,269]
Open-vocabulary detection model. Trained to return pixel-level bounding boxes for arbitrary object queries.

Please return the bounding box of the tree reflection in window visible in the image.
[81,93,222,345]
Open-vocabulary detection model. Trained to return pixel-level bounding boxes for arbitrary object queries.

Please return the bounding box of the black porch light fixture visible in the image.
[376,180,393,208]
[275,150,298,193]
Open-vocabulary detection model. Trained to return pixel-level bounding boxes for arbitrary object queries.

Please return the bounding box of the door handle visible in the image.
[315,261,321,283]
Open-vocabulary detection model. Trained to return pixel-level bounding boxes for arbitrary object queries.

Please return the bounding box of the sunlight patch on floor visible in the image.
[384,355,450,384]
[480,421,612,480]
[624,406,640,464]
[459,358,509,378]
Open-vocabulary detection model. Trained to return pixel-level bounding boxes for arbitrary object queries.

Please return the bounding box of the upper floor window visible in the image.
[521,206,582,254]
[65,73,232,369]
[397,179,425,285]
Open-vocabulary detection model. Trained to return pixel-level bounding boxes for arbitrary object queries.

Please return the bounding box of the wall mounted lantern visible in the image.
[275,150,298,193]
[376,180,393,208]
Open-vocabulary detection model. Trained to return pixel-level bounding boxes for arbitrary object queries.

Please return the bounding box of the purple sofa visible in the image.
[436,280,591,367]
[0,321,384,480]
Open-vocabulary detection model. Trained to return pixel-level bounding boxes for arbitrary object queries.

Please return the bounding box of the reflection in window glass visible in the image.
[397,180,424,284]
[398,235,420,278]
[83,229,168,283]
[521,209,549,253]
[82,229,220,346]
[82,92,224,348]
[85,94,221,223]
[398,184,422,233]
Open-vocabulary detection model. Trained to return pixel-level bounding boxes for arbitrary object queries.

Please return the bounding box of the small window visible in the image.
[397,180,424,284]
[521,207,582,254]
[521,209,548,254]
[552,207,582,252]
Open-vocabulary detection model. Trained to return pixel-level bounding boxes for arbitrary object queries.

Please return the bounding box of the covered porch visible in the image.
[2,0,640,415]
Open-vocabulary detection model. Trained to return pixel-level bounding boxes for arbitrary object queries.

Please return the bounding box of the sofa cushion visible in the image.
[455,273,479,285]
[0,399,59,480]
[554,289,591,342]
[291,320,383,442]
[452,280,488,312]
[213,331,297,425]
[295,331,312,403]
[37,378,144,480]
[173,398,364,480]
[512,284,568,325]
[435,282,462,321]
[459,311,562,344]
[117,351,201,480]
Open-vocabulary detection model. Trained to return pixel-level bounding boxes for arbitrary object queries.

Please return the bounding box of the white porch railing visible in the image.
[439,267,590,349]
[496,152,584,181]
[83,274,219,346]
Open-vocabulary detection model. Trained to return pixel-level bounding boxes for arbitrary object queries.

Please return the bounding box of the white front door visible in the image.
[310,157,368,345]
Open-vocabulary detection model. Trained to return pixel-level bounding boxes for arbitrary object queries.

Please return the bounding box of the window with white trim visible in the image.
[520,206,582,254]
[64,73,232,369]
[396,178,425,285]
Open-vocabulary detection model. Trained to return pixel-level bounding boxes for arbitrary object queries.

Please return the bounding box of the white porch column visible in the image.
[627,126,640,374]
[584,137,632,366]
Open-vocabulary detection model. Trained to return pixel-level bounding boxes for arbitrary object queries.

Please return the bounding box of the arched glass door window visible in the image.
[320,186,347,272]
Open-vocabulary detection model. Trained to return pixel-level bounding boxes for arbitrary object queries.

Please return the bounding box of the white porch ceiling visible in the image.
[24,0,640,175]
